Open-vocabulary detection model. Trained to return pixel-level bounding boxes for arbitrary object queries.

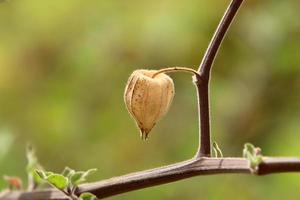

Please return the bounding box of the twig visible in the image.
[2,157,300,200]
[152,67,200,78]
[198,0,244,77]
[194,0,244,157]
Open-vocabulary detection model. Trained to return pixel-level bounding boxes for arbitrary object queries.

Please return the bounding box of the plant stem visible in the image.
[195,0,244,157]
[59,189,70,198]
[3,157,300,200]
[194,80,210,157]
[198,0,244,77]
[152,67,200,78]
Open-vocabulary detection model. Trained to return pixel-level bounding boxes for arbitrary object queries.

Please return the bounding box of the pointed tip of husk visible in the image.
[139,128,151,141]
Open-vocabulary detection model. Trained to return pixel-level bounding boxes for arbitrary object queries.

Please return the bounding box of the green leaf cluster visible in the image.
[78,193,98,200]
[36,167,97,200]
[243,143,263,171]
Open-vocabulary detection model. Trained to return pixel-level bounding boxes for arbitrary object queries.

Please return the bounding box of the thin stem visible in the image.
[198,0,244,76]
[60,189,70,198]
[152,67,200,78]
[70,186,78,198]
[195,81,210,157]
[195,0,244,157]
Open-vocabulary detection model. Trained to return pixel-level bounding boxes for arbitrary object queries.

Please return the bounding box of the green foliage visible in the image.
[70,169,97,187]
[62,167,75,178]
[45,173,69,190]
[36,167,98,199]
[2,144,98,199]
[243,143,263,171]
[79,193,98,200]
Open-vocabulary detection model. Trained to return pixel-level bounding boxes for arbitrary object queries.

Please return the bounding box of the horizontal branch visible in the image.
[1,157,300,200]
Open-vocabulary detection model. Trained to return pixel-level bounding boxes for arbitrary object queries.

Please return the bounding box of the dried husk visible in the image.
[124,69,175,140]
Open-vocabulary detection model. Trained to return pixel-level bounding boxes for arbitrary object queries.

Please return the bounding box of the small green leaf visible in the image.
[70,171,85,185]
[243,143,263,171]
[35,170,47,179]
[70,169,97,186]
[62,167,75,178]
[79,193,98,200]
[46,174,69,190]
[243,143,255,157]
[46,172,54,176]
[84,169,97,178]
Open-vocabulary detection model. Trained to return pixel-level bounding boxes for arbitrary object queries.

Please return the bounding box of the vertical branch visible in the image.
[194,78,210,157]
[195,0,244,157]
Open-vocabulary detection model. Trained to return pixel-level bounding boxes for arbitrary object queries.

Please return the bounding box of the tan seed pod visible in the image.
[124,69,175,140]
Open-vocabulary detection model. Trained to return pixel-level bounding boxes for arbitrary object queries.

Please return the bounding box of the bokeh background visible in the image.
[0,0,300,199]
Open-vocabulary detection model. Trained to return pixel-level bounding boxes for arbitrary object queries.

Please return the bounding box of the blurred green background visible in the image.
[0,0,300,199]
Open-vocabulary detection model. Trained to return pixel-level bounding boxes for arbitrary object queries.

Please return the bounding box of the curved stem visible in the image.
[195,0,244,158]
[198,0,244,76]
[152,67,200,78]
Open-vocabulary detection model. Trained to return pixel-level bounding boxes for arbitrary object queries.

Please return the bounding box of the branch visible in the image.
[194,0,244,157]
[198,0,244,77]
[2,157,300,200]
